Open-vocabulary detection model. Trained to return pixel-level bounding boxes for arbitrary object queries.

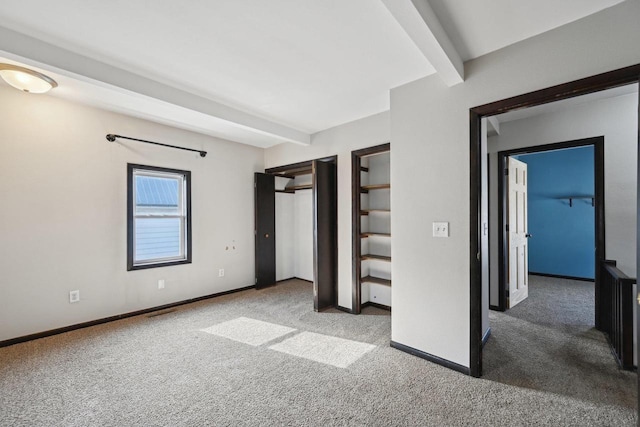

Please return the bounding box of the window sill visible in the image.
[127,259,192,271]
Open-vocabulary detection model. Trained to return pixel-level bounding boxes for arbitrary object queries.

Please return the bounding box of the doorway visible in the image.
[495,138,604,312]
[469,64,640,389]
[255,155,338,311]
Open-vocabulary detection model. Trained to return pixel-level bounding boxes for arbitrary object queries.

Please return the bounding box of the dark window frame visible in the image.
[127,163,192,271]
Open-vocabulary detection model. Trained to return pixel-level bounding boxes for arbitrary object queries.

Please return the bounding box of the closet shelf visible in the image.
[277,184,312,193]
[360,209,390,215]
[361,232,391,238]
[361,254,391,262]
[361,183,390,193]
[361,276,391,287]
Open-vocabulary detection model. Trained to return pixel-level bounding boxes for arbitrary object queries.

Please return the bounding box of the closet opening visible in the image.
[255,156,337,311]
[352,143,391,314]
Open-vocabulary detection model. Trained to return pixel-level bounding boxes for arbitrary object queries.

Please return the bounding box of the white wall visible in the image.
[390,0,640,367]
[488,91,638,306]
[265,112,390,309]
[294,185,314,282]
[274,175,313,282]
[0,85,263,341]
[275,182,295,281]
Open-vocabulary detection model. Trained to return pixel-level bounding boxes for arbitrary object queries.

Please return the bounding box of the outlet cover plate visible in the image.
[433,222,449,237]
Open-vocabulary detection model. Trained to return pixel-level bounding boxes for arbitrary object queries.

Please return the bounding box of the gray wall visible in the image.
[0,85,264,341]
[389,1,640,367]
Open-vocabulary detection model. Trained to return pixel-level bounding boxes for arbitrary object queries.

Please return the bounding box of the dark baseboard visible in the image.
[361,302,391,311]
[529,272,594,282]
[482,327,492,348]
[0,284,256,348]
[390,341,471,375]
[489,305,504,312]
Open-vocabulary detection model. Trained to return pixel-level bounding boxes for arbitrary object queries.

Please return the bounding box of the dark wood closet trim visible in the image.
[391,341,471,375]
[361,276,391,287]
[312,159,338,311]
[496,136,604,313]
[276,184,313,193]
[352,142,391,314]
[0,284,256,348]
[265,155,337,176]
[361,183,391,192]
[354,143,391,157]
[469,64,640,379]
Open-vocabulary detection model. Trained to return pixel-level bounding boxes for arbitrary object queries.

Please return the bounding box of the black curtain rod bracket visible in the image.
[106,134,207,157]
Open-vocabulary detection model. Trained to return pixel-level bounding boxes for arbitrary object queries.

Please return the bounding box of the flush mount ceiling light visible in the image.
[0,63,58,93]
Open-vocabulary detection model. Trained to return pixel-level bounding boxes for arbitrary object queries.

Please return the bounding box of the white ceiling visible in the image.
[428,0,626,61]
[0,0,629,148]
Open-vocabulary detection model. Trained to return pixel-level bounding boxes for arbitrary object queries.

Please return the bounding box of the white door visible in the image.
[507,157,529,308]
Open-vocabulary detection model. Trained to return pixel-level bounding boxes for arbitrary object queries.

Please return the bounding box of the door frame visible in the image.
[262,155,338,311]
[495,137,605,312]
[469,63,640,379]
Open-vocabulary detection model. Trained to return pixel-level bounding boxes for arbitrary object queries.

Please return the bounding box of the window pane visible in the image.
[135,217,182,261]
[135,175,180,215]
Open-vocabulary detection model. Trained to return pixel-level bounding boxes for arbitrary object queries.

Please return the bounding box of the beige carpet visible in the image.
[483,275,636,409]
[0,278,636,426]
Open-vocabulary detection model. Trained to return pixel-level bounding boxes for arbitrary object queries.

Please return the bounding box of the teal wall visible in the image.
[516,146,595,279]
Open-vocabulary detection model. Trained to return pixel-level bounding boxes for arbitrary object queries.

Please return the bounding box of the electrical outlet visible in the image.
[433,222,449,237]
[158,279,165,290]
[69,290,80,303]
[218,269,225,277]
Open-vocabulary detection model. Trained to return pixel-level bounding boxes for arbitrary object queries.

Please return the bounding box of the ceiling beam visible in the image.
[381,0,463,86]
[0,26,310,146]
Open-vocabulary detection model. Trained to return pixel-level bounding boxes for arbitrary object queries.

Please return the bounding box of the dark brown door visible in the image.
[313,160,337,311]
[255,172,276,289]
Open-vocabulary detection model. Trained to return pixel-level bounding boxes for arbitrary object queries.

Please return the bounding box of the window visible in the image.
[127,164,191,270]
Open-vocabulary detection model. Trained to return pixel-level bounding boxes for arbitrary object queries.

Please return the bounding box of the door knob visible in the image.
[525,233,533,238]
[264,233,270,238]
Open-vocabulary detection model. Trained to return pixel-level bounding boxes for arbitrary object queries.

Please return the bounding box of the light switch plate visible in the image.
[433,222,449,237]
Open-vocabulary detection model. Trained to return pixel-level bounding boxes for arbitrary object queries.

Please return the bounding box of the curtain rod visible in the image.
[106,134,207,157]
